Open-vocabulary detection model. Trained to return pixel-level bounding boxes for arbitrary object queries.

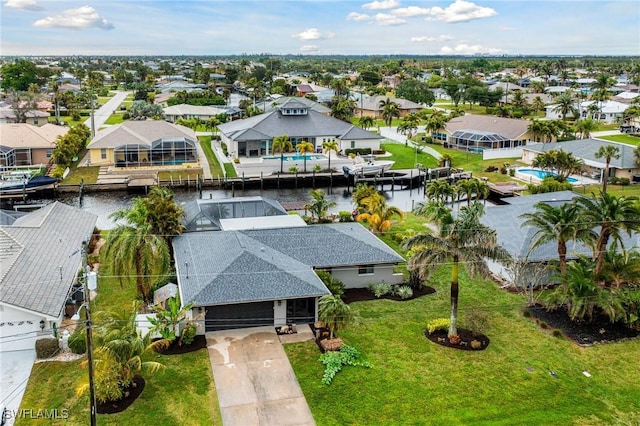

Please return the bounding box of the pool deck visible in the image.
[515,167,599,186]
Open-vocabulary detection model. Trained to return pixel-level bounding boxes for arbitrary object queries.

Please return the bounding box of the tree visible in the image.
[129,100,164,120]
[552,93,578,121]
[105,199,171,303]
[404,202,509,337]
[147,296,198,346]
[322,140,338,173]
[355,192,403,234]
[425,180,454,204]
[575,191,640,280]
[532,149,583,181]
[358,116,375,130]
[318,295,354,340]
[455,179,488,206]
[635,146,640,166]
[520,202,594,276]
[297,141,315,173]
[594,145,620,193]
[574,118,597,139]
[425,110,448,140]
[530,96,546,116]
[395,79,435,106]
[379,98,400,127]
[305,189,336,223]
[271,134,293,173]
[139,187,185,246]
[1,59,43,91]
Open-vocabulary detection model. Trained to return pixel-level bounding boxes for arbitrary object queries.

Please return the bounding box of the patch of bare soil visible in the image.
[527,305,640,345]
[342,286,436,304]
[97,375,145,414]
[425,328,490,351]
[153,335,207,355]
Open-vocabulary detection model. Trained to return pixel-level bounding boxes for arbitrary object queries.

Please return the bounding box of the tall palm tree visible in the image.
[574,118,597,139]
[425,179,454,204]
[530,96,546,117]
[404,202,509,336]
[105,199,171,303]
[318,295,353,340]
[552,92,578,121]
[358,115,375,130]
[271,134,293,173]
[425,110,447,140]
[520,202,594,276]
[379,97,400,127]
[322,140,339,173]
[575,191,640,279]
[594,145,620,193]
[140,187,185,246]
[297,140,315,173]
[634,146,640,166]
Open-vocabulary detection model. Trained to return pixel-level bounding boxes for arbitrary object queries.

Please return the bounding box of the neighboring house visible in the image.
[163,104,239,123]
[0,202,97,351]
[481,191,639,286]
[86,120,198,167]
[0,107,50,126]
[488,82,523,93]
[217,98,383,158]
[295,84,315,97]
[612,91,640,104]
[521,139,640,181]
[545,100,629,123]
[443,114,534,151]
[355,95,423,119]
[155,80,207,93]
[262,96,331,115]
[505,93,553,106]
[0,123,67,167]
[173,221,405,331]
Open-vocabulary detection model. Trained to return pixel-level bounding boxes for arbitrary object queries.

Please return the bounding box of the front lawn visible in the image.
[285,268,640,425]
[61,165,100,185]
[599,134,640,147]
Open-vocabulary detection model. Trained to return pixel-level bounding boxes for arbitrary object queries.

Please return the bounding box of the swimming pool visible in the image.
[518,168,579,183]
[263,154,328,161]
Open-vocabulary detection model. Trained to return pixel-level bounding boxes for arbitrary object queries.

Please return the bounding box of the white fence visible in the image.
[482,147,523,160]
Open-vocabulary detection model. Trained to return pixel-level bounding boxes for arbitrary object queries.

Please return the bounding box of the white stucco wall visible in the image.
[0,304,53,352]
[331,264,404,289]
[274,300,287,326]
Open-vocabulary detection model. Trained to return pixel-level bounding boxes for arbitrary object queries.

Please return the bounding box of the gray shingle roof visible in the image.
[445,114,532,140]
[0,202,97,317]
[87,120,196,149]
[523,139,639,170]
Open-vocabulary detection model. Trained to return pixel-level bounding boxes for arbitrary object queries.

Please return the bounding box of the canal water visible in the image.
[41,185,432,230]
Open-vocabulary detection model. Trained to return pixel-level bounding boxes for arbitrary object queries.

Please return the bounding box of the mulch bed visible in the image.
[153,335,207,355]
[342,285,436,304]
[97,375,145,414]
[527,305,640,345]
[425,328,490,351]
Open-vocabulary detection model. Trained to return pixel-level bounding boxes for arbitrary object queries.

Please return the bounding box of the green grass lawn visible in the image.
[599,134,640,147]
[198,136,232,179]
[104,113,125,125]
[61,165,100,185]
[285,267,640,425]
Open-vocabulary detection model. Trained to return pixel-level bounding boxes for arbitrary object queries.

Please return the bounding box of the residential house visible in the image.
[0,123,67,167]
[217,98,382,158]
[173,220,405,331]
[355,95,423,119]
[545,100,629,123]
[86,120,198,167]
[443,114,534,151]
[262,96,331,115]
[163,104,240,123]
[0,107,50,126]
[521,139,640,182]
[295,84,315,97]
[0,202,97,351]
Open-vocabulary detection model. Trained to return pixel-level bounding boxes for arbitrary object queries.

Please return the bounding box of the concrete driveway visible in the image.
[206,327,315,426]
[0,350,36,425]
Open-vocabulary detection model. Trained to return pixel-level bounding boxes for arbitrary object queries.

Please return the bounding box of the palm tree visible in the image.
[322,140,339,173]
[379,97,400,127]
[594,145,620,193]
[520,202,594,276]
[425,110,447,140]
[575,191,640,280]
[105,199,171,304]
[530,96,546,116]
[355,192,403,234]
[297,140,315,173]
[318,295,354,340]
[574,118,597,139]
[552,92,577,121]
[359,115,375,130]
[140,187,185,246]
[404,202,509,337]
[305,189,336,223]
[455,179,488,206]
[425,180,454,204]
[271,134,293,173]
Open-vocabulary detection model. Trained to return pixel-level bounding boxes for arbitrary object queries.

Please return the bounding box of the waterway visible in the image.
[19,185,432,230]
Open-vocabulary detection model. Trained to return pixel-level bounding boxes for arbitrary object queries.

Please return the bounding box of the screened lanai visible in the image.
[0,146,16,167]
[182,197,289,232]
[113,137,197,167]
[449,129,525,151]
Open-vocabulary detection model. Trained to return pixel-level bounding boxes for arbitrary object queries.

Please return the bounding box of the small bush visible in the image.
[319,345,371,385]
[470,339,482,349]
[288,166,299,174]
[539,321,548,329]
[522,309,531,318]
[68,329,87,354]
[368,282,392,298]
[485,166,499,172]
[337,211,353,222]
[36,338,59,359]
[180,323,197,346]
[426,318,450,334]
[316,271,345,297]
[393,285,413,300]
[500,167,508,175]
[345,148,372,156]
[509,168,516,177]
[552,329,563,338]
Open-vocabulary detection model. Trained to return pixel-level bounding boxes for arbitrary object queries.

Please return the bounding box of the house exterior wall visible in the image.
[274,300,287,326]
[337,138,380,153]
[88,148,115,166]
[330,264,403,289]
[0,304,57,352]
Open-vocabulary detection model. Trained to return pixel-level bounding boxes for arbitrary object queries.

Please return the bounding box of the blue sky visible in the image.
[1,0,639,56]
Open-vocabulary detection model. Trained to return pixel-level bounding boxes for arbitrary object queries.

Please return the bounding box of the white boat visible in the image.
[342,155,395,177]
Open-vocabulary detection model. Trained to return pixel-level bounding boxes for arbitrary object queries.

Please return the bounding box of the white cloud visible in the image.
[293,28,330,40]
[299,45,319,53]
[33,6,114,30]
[410,35,454,42]
[362,0,399,11]
[4,0,42,11]
[347,12,370,22]
[374,13,406,26]
[425,0,497,23]
[392,6,430,18]
[440,43,505,54]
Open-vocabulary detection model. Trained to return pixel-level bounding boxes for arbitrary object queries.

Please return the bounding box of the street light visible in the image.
[71,244,97,426]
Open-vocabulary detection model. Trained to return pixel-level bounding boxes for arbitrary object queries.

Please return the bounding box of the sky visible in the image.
[1,0,639,56]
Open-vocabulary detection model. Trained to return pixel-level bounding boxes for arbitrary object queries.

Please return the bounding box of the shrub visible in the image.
[122,112,130,120]
[313,164,322,172]
[180,323,197,346]
[36,337,59,359]
[337,211,354,222]
[485,166,499,172]
[68,329,87,354]
[509,168,516,177]
[552,329,563,338]
[345,148,372,156]
[316,270,345,297]
[393,285,414,300]
[470,340,482,349]
[233,158,240,164]
[463,308,489,336]
[426,318,450,334]
[319,345,371,385]
[368,282,392,298]
[522,309,531,318]
[288,166,299,174]
[500,167,508,174]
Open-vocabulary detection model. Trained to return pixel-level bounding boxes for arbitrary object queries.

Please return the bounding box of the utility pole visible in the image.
[80,241,97,426]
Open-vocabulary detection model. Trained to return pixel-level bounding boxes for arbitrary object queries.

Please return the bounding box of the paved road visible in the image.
[206,327,315,426]
[83,91,131,135]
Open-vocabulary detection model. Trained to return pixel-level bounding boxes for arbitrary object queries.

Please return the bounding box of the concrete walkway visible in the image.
[206,327,315,426]
[0,350,36,425]
[83,90,131,135]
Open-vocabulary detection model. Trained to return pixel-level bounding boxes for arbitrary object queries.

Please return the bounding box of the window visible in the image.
[358,265,374,275]
[34,118,39,125]
[46,149,52,158]
[350,141,355,149]
[100,148,107,159]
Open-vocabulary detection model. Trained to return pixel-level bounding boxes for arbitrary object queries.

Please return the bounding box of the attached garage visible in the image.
[205,301,274,331]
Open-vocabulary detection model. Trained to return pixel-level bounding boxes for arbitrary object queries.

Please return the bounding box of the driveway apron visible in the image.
[206,327,315,426]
